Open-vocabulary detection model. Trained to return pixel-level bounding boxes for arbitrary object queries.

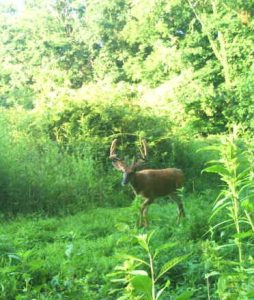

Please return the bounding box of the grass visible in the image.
[0,193,215,300]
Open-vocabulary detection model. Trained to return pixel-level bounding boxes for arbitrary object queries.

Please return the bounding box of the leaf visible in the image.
[203,164,228,176]
[210,201,231,220]
[205,271,220,279]
[154,242,177,258]
[130,270,148,276]
[155,280,170,300]
[147,230,156,244]
[131,274,153,300]
[233,231,254,240]
[246,290,254,298]
[174,290,195,300]
[115,222,130,232]
[241,199,254,212]
[197,145,220,152]
[110,278,126,283]
[7,254,21,262]
[156,254,190,282]
[245,268,254,275]
[209,219,233,232]
[136,234,149,252]
[120,254,149,266]
[213,197,230,210]
[65,243,73,259]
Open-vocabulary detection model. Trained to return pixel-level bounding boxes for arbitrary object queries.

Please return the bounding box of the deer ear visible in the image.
[112,160,126,172]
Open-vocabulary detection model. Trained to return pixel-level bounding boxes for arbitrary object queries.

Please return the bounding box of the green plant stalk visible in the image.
[228,151,243,265]
[206,276,211,300]
[148,250,156,300]
[231,193,243,265]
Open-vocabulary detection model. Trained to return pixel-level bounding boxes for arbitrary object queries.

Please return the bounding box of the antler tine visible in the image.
[109,139,119,160]
[139,139,148,160]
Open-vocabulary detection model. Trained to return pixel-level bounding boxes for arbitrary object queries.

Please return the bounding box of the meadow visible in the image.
[1,0,254,299]
[1,195,215,299]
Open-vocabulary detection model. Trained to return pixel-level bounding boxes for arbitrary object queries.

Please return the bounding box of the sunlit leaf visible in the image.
[136,234,149,252]
[203,164,229,176]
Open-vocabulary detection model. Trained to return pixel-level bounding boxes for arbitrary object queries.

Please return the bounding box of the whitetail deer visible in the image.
[109,139,185,227]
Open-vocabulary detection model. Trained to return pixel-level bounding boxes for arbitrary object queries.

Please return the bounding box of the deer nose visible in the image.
[122,173,129,186]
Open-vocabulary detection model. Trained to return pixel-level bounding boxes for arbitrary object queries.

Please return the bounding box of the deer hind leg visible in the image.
[139,199,151,227]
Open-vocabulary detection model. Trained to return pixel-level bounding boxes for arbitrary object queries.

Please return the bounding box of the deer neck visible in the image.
[129,173,141,194]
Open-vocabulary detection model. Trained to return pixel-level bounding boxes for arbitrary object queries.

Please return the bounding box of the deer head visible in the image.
[109,139,148,186]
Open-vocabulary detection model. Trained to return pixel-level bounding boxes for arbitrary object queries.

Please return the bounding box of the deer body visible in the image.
[109,139,185,227]
[130,168,184,198]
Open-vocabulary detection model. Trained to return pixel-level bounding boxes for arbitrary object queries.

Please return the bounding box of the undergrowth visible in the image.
[0,194,212,300]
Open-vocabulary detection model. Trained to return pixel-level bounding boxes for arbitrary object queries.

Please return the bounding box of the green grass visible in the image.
[0,193,215,300]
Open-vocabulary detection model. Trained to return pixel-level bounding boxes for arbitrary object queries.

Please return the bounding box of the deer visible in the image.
[109,139,185,227]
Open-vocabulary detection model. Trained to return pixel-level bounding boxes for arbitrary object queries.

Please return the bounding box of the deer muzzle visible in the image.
[122,172,130,186]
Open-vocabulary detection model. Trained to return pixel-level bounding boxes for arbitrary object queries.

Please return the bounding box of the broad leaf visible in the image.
[203,164,229,176]
[156,254,190,282]
[131,274,153,300]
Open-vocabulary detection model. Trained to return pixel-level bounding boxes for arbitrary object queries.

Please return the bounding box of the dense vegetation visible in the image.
[0,0,253,299]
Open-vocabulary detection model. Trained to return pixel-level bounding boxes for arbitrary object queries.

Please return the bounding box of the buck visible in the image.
[109,139,185,227]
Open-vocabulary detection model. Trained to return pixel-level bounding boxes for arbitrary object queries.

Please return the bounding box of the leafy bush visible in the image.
[203,126,254,298]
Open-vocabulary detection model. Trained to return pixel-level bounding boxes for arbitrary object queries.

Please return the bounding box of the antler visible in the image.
[139,139,148,160]
[132,139,148,170]
[110,139,127,171]
[109,139,118,160]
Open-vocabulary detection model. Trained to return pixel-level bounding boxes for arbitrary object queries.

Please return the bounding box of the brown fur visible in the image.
[131,168,184,199]
[128,168,185,227]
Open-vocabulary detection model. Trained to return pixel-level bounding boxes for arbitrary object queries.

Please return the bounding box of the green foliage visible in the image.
[203,126,254,298]
[0,0,254,299]
[1,0,254,132]
[110,230,191,300]
[0,209,122,299]
[0,108,129,214]
[0,201,206,300]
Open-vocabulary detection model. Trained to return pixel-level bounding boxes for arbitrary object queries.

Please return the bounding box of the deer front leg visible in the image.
[139,199,151,227]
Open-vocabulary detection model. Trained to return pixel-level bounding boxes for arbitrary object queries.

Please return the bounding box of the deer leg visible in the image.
[139,199,151,227]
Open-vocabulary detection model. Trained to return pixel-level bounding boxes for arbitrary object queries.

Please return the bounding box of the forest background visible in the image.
[0,0,254,299]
